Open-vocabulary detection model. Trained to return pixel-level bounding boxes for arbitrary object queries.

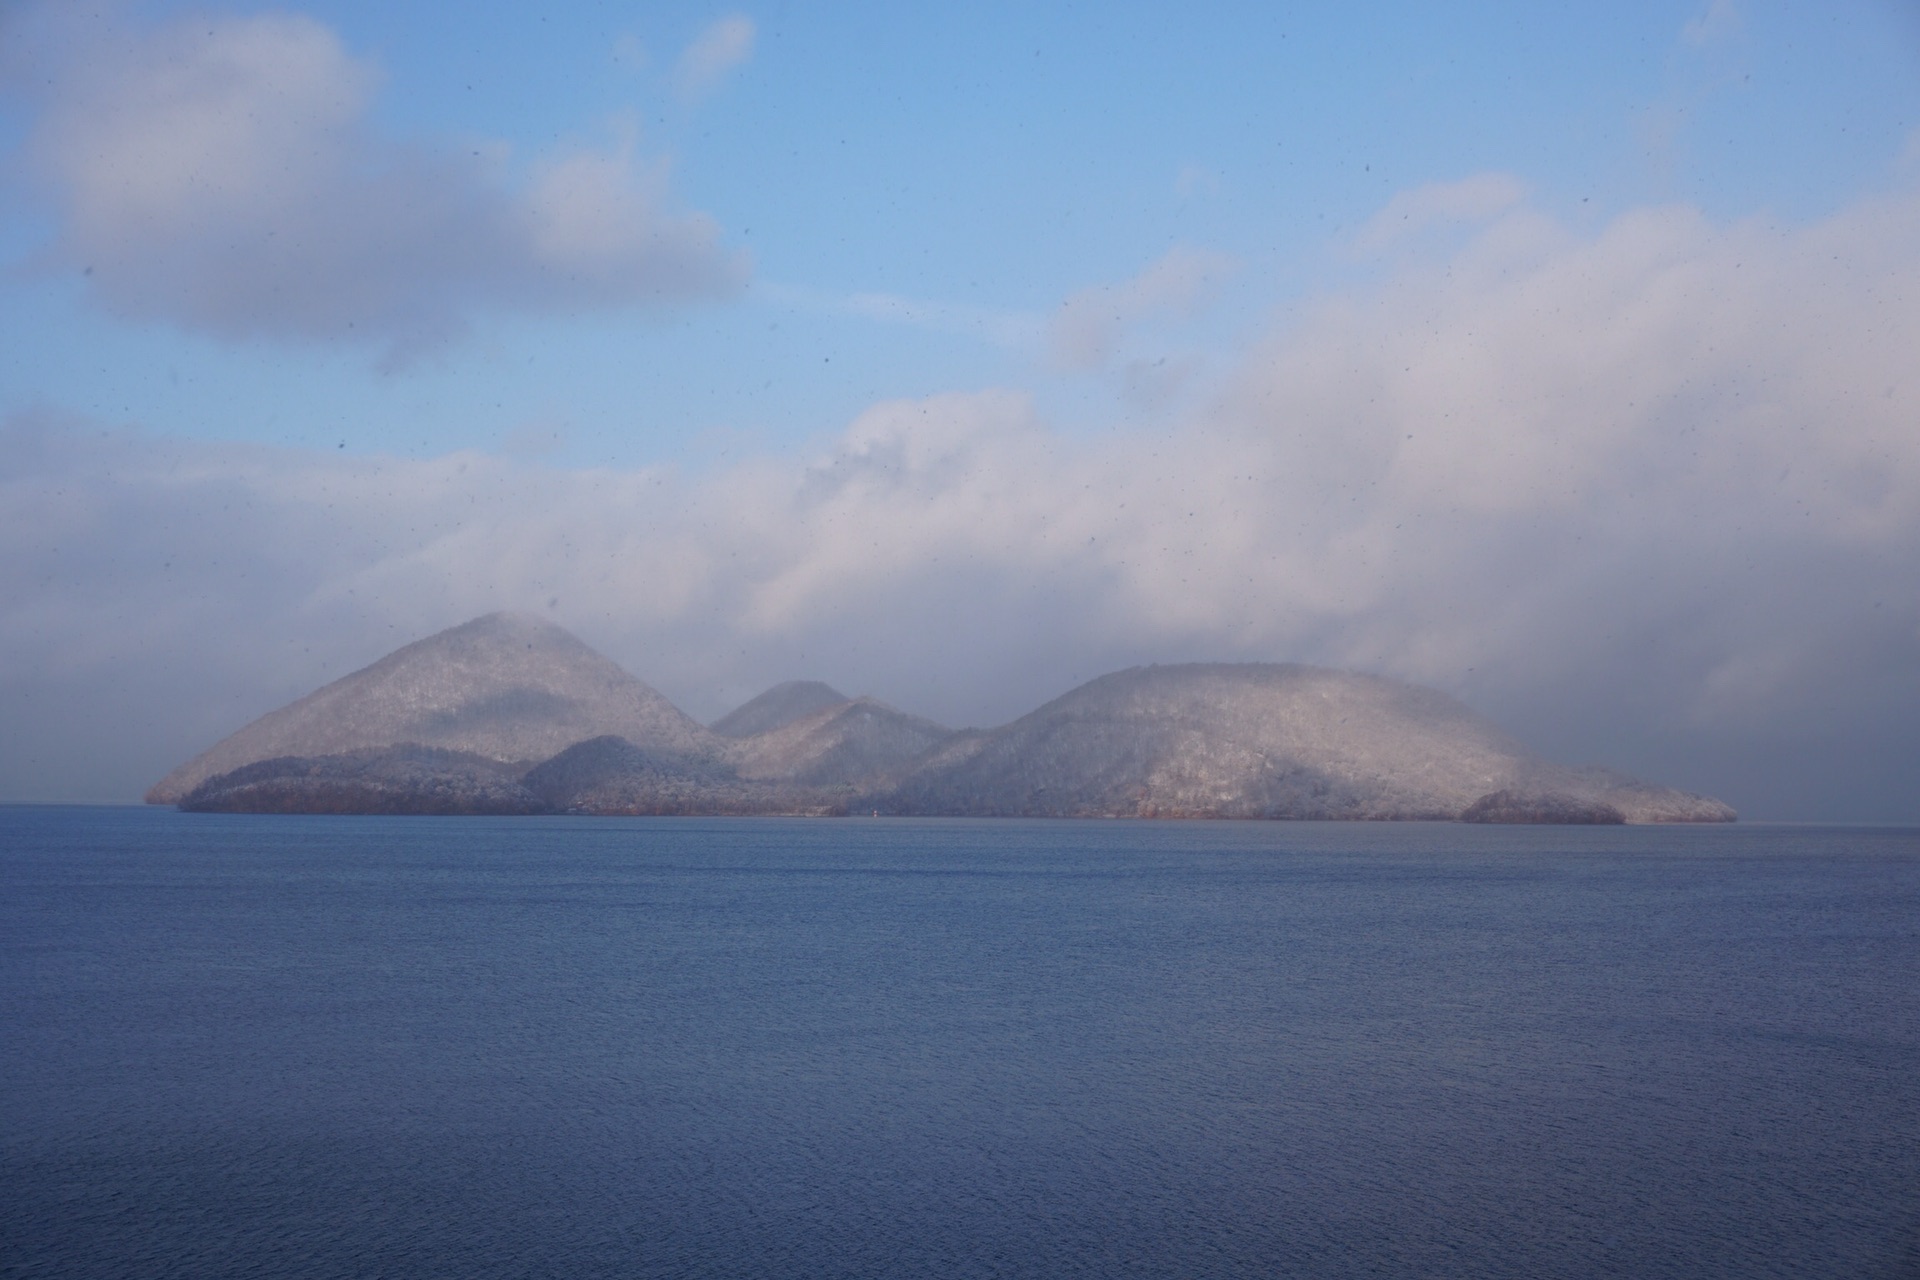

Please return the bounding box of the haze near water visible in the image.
[4,809,1917,1278]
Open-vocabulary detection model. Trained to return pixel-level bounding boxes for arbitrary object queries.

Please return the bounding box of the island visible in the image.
[149,613,1735,823]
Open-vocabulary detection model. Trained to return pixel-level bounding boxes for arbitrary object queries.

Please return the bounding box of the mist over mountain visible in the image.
[160,615,1731,823]
[881,664,1730,822]
[731,698,954,787]
[5,6,1917,822]
[711,681,853,738]
[148,612,719,804]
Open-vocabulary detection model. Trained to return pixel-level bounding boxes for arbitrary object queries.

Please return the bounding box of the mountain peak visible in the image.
[146,614,716,803]
[881,661,1729,821]
[730,696,953,786]
[153,634,1733,824]
[711,680,852,737]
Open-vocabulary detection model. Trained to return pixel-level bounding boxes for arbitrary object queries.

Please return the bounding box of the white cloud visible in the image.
[1349,172,1529,254]
[675,15,756,100]
[1049,245,1238,371]
[9,8,744,361]
[1897,127,1920,177]
[840,291,1040,347]
[5,184,1919,817]
[755,280,1042,347]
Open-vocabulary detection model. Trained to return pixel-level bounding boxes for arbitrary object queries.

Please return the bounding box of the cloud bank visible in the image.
[5,185,1917,817]
[1349,173,1530,254]
[675,15,756,100]
[5,8,744,360]
[1049,246,1237,371]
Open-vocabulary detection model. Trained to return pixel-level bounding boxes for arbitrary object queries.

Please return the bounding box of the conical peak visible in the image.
[145,612,715,802]
[423,610,588,651]
[711,680,853,737]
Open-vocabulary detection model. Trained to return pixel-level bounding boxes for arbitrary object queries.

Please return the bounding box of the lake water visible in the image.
[3,807,1917,1278]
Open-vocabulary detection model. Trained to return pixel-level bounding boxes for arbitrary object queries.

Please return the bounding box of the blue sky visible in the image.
[7,0,1914,462]
[3,0,1919,816]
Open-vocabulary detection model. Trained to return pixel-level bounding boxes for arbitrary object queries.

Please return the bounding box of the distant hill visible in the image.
[731,697,953,787]
[710,681,851,737]
[178,745,545,815]
[155,617,1734,823]
[878,664,1734,822]
[521,736,841,816]
[147,612,719,803]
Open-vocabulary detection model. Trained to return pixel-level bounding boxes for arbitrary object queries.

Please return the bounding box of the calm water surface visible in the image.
[3,807,1917,1278]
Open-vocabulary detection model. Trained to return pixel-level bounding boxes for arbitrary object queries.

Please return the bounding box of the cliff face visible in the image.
[146,612,719,804]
